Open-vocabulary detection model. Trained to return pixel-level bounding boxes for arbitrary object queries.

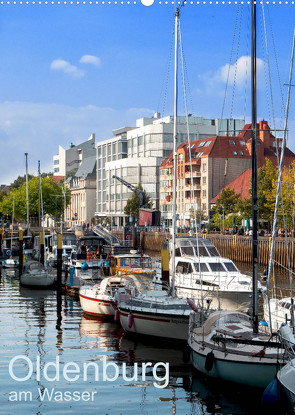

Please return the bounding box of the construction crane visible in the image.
[112,175,146,208]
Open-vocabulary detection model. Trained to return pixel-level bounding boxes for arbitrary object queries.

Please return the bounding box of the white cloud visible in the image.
[212,56,264,86]
[50,59,85,79]
[80,55,101,67]
[0,101,154,185]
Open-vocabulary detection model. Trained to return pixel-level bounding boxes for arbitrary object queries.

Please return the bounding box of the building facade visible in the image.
[95,114,244,225]
[159,120,295,226]
[53,134,96,177]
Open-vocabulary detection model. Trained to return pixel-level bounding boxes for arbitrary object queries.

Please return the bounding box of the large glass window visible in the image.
[209,263,225,272]
[194,263,209,272]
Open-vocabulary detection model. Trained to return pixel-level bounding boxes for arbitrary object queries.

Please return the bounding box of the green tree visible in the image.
[0,176,71,221]
[124,184,152,221]
[11,174,34,190]
[214,188,241,215]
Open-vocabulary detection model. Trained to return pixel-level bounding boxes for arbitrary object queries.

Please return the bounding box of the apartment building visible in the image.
[160,120,295,226]
[95,114,244,225]
[53,134,96,177]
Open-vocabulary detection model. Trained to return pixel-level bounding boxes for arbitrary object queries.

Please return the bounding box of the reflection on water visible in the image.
[0,268,292,415]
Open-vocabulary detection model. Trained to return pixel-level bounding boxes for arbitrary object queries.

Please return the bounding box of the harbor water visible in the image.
[0,268,292,415]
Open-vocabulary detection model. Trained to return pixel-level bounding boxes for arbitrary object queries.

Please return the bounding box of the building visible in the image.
[95,114,244,225]
[159,120,295,226]
[65,155,96,227]
[53,134,96,177]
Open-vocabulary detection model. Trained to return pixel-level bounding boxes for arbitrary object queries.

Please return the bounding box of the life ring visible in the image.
[205,351,215,372]
[6,249,11,256]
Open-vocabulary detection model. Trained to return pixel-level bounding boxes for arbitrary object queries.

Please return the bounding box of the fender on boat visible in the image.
[187,298,199,312]
[205,351,214,372]
[262,377,281,405]
[128,312,134,328]
[114,309,120,322]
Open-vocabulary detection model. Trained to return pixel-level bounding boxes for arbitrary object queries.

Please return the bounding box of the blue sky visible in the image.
[0,3,295,184]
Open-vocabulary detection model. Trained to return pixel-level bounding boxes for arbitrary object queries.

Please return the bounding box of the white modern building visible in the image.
[53,134,96,177]
[95,113,244,226]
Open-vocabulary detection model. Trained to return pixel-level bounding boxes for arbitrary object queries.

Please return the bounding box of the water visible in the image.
[0,269,291,415]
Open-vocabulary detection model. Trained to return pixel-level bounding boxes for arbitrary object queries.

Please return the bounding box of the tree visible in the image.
[124,184,152,221]
[0,176,71,221]
[214,188,241,215]
[11,174,34,190]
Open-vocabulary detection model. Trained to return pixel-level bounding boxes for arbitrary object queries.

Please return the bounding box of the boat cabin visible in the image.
[110,251,154,276]
[174,237,220,258]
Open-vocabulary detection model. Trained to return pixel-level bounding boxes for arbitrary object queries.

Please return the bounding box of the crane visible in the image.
[112,175,147,208]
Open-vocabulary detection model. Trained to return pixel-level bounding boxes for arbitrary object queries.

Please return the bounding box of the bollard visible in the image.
[19,230,23,276]
[161,247,170,288]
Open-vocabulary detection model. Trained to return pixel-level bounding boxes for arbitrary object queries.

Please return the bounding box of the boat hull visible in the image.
[79,293,115,317]
[119,308,190,341]
[20,273,56,288]
[277,360,295,405]
[190,343,279,389]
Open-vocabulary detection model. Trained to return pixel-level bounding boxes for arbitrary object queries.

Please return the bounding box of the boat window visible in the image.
[208,263,226,272]
[207,246,219,256]
[131,258,141,267]
[176,262,193,274]
[120,258,131,267]
[194,263,209,273]
[285,303,291,309]
[223,262,238,272]
[194,246,209,256]
[181,247,194,256]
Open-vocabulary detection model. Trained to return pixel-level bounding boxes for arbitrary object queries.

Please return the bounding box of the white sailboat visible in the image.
[188,1,286,388]
[117,8,208,341]
[20,161,56,288]
[2,196,19,268]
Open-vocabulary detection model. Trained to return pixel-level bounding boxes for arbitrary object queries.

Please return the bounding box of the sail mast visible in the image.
[251,0,259,334]
[25,153,30,236]
[171,8,179,298]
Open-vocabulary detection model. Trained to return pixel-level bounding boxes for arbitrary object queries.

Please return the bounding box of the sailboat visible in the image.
[2,196,19,268]
[20,161,56,288]
[117,8,208,341]
[188,1,287,388]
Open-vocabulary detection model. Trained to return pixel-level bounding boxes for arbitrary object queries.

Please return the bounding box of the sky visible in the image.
[0,2,295,184]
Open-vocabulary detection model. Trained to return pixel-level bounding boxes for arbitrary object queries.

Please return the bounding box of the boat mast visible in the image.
[10,196,15,256]
[171,8,179,298]
[25,153,30,236]
[251,0,259,334]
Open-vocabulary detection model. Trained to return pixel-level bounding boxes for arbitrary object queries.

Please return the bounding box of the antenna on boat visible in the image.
[171,7,180,298]
[251,0,259,334]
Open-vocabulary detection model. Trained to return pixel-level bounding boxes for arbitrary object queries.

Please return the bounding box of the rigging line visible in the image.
[181,47,195,116]
[261,2,279,166]
[157,25,174,117]
[243,5,250,125]
[220,4,240,121]
[266,4,286,126]
[230,3,243,120]
[179,19,200,240]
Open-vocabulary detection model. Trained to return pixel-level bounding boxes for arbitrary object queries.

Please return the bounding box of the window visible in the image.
[205,141,211,147]
[176,261,193,274]
[233,151,238,156]
[240,141,246,145]
[223,262,238,272]
[229,140,236,145]
[202,163,207,172]
[198,141,205,147]
[179,153,183,161]
[202,176,206,185]
[240,151,244,156]
[194,263,209,272]
[54,160,59,165]
[54,168,59,172]
[202,203,207,211]
[209,263,225,272]
[202,190,207,198]
[196,152,203,158]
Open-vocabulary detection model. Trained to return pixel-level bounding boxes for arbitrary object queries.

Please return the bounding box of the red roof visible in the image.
[52,176,65,185]
[211,169,252,203]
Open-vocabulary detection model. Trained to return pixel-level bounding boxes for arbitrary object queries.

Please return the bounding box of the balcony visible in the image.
[185,171,201,178]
